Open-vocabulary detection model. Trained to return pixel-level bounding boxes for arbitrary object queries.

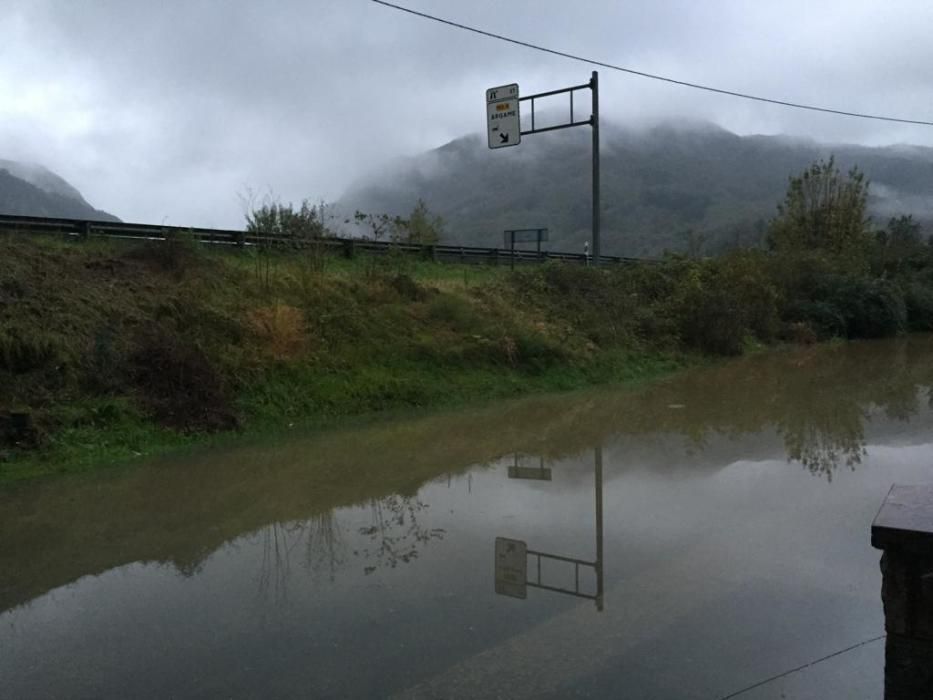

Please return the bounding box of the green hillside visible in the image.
[340,122,933,257]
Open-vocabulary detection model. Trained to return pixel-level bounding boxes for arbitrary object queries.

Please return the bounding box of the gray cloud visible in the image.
[3,0,933,227]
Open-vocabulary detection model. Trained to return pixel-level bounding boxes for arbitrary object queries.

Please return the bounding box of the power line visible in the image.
[371,0,933,127]
[715,634,886,700]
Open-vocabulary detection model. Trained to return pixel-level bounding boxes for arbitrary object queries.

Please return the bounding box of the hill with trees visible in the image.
[339,121,933,257]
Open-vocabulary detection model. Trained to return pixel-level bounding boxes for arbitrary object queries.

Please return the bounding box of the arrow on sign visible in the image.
[500,133,510,144]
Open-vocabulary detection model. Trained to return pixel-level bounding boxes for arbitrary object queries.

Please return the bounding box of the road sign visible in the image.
[504,228,549,246]
[486,83,521,149]
[494,537,527,598]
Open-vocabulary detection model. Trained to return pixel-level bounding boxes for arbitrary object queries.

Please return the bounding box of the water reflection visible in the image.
[508,454,552,481]
[250,497,444,604]
[254,514,347,605]
[4,339,933,697]
[496,447,605,611]
[3,338,933,618]
[356,496,445,574]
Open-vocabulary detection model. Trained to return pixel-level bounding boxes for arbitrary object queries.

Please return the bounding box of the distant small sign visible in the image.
[494,536,528,599]
[504,228,549,246]
[486,83,521,149]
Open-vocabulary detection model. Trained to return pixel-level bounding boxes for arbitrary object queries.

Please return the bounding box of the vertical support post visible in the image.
[591,71,601,267]
[595,444,604,611]
[510,231,515,271]
[537,230,542,255]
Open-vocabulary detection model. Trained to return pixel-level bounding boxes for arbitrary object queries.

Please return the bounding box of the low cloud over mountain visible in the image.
[0,160,119,222]
[341,121,933,257]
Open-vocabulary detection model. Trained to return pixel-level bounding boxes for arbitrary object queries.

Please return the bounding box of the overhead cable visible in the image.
[372,0,933,127]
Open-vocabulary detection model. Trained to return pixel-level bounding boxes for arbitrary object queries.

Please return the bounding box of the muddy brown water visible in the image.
[3,338,933,698]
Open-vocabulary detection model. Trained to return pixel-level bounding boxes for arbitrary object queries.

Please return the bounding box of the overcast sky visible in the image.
[3,0,933,227]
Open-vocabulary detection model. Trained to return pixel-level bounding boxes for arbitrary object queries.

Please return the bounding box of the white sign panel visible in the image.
[486,83,521,149]
[494,536,528,599]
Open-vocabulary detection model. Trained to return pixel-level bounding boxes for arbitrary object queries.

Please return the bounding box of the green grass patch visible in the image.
[7,231,927,484]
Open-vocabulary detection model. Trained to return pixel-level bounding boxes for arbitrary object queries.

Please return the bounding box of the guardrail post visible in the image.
[80,221,91,240]
[342,239,355,259]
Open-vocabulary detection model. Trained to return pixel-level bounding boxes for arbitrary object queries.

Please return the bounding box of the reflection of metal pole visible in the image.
[595,445,604,611]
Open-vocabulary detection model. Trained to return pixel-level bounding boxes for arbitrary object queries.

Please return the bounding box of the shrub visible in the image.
[246,199,326,241]
[127,230,200,275]
[510,330,565,371]
[809,276,907,339]
[246,304,308,360]
[129,329,237,432]
[903,282,933,332]
[0,329,62,373]
[771,252,909,339]
[427,294,484,329]
[673,253,779,355]
[782,300,846,339]
[389,273,427,302]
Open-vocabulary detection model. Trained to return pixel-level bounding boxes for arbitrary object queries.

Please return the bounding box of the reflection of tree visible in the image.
[256,521,302,605]
[254,515,346,605]
[251,496,444,604]
[355,496,445,575]
[780,414,867,481]
[304,513,345,583]
[594,340,933,481]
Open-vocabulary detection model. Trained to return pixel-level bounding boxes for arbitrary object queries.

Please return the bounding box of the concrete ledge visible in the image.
[872,484,933,555]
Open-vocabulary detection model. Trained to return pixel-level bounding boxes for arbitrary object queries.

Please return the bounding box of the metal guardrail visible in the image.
[0,213,650,267]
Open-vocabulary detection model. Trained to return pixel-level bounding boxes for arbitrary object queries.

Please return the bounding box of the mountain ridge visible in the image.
[340,121,933,257]
[0,160,119,222]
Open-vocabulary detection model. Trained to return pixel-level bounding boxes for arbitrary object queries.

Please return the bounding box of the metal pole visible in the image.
[510,231,515,271]
[591,71,601,266]
[595,444,604,611]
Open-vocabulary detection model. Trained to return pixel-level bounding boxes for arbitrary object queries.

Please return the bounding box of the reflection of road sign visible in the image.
[486,83,521,149]
[494,537,527,599]
[508,466,552,481]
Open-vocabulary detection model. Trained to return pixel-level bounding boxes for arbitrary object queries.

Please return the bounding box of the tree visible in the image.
[404,199,444,245]
[876,214,925,275]
[767,157,871,269]
[887,214,921,248]
[244,197,326,240]
[353,210,405,242]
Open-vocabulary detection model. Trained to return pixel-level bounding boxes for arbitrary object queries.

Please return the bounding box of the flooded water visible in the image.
[3,338,933,699]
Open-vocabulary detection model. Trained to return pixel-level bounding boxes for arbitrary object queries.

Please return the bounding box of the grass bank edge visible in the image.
[0,349,690,484]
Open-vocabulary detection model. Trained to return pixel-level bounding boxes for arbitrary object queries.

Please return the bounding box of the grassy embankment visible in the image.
[3,220,933,482]
[0,234,681,481]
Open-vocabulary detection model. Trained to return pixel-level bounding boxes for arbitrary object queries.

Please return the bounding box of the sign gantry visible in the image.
[485,73,602,264]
